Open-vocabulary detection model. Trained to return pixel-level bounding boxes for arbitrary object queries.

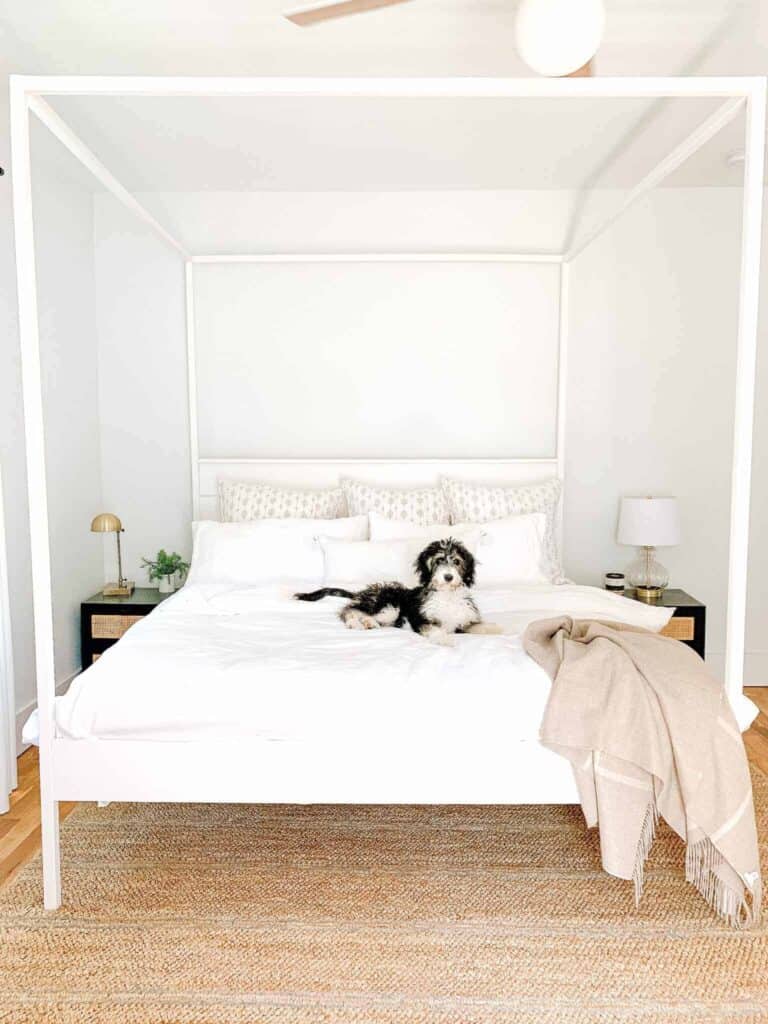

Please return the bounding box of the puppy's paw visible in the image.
[423,626,456,647]
[344,610,379,631]
[464,622,504,635]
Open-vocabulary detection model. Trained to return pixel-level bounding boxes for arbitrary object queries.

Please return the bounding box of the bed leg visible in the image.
[40,796,61,910]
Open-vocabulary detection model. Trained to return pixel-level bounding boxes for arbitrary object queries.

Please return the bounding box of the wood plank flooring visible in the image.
[0,747,76,889]
[2,687,768,891]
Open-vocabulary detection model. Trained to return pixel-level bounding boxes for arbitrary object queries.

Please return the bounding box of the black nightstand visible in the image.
[81,588,171,670]
[623,588,705,659]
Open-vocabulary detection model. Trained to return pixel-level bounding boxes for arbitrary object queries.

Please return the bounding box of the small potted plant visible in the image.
[141,550,190,593]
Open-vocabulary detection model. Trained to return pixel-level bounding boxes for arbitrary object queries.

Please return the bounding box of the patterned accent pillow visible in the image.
[218,479,347,522]
[341,478,450,526]
[440,476,563,581]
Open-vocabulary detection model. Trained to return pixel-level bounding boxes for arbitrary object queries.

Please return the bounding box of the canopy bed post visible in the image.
[185,261,201,521]
[725,78,766,707]
[555,260,569,549]
[10,77,61,909]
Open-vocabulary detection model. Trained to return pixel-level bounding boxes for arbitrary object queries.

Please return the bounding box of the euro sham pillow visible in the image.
[441,476,563,582]
[218,478,346,522]
[369,511,548,587]
[187,516,369,587]
[341,478,450,525]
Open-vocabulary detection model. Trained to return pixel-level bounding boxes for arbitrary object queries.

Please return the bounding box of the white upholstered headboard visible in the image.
[196,457,563,536]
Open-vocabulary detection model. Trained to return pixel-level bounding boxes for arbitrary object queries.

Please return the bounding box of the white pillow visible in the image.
[320,538,423,588]
[218,478,346,522]
[472,513,549,586]
[341,478,450,525]
[441,476,563,581]
[188,516,368,586]
[369,511,548,586]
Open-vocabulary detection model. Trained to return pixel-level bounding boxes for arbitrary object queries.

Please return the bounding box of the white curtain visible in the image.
[0,466,16,813]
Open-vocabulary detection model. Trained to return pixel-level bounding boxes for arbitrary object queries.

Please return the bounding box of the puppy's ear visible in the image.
[461,547,476,588]
[414,540,439,586]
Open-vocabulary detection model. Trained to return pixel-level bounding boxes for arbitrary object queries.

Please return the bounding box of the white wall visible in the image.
[0,72,37,744]
[2,114,103,744]
[565,187,756,680]
[193,260,560,459]
[94,197,189,589]
[31,164,104,701]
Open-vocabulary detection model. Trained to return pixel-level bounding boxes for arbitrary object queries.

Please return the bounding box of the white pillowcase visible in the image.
[472,513,549,586]
[441,476,563,581]
[188,516,368,587]
[218,479,346,522]
[369,511,549,587]
[320,538,423,588]
[341,478,450,525]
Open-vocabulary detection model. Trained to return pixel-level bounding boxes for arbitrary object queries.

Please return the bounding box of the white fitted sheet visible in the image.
[27,583,684,746]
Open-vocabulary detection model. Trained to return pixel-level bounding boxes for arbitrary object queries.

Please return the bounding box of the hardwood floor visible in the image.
[2,688,768,891]
[0,747,76,889]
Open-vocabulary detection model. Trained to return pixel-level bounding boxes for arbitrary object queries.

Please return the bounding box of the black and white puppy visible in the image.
[295,538,500,646]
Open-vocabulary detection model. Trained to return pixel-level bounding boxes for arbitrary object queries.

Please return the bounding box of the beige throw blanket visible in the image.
[523,617,761,928]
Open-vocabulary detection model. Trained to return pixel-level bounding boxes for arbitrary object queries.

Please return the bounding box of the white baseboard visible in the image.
[15,670,79,756]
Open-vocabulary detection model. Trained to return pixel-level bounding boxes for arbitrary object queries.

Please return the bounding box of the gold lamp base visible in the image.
[634,585,665,602]
[102,581,135,597]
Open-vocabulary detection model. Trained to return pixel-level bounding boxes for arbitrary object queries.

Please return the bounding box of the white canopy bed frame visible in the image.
[9,75,765,909]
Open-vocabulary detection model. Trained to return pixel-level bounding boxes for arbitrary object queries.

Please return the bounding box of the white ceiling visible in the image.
[39,94,725,193]
[0,1,738,78]
[6,0,760,194]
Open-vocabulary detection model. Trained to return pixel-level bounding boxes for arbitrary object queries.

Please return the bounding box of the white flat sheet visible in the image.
[24,583,688,746]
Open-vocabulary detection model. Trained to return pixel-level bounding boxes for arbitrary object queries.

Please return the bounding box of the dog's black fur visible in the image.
[296,538,498,645]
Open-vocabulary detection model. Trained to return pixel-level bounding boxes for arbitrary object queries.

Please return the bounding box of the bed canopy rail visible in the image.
[10,74,766,909]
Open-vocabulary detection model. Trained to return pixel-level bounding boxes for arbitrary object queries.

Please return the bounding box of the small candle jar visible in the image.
[604,572,625,592]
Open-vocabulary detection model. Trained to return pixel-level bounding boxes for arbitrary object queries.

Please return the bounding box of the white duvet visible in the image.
[23,582,704,746]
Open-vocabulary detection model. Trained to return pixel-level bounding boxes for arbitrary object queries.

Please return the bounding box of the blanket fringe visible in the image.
[685,837,762,929]
[632,798,658,906]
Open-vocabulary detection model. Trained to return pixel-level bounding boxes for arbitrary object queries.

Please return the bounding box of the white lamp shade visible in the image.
[617,497,680,547]
[515,0,606,77]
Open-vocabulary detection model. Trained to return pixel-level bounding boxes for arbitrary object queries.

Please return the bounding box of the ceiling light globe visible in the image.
[515,0,606,77]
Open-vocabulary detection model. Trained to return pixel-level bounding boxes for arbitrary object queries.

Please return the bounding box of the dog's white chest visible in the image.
[422,589,478,633]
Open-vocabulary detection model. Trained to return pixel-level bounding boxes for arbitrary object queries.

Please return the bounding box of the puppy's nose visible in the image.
[444,573,454,582]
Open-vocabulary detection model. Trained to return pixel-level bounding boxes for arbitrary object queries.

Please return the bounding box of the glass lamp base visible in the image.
[626,547,669,601]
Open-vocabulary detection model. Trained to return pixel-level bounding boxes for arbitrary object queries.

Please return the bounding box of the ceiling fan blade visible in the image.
[286,0,412,26]
[565,60,593,78]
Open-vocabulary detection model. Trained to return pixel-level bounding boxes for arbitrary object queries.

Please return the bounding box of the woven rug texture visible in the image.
[0,767,766,1023]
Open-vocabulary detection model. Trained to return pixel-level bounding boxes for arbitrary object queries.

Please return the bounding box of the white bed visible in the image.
[25,579,696,803]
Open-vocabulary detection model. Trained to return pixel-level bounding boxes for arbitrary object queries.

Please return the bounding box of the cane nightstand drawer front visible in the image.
[91,614,144,640]
[81,588,170,670]
[660,616,696,642]
[622,588,705,659]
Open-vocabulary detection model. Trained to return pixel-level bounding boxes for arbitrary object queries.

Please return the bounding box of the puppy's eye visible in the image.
[451,557,461,565]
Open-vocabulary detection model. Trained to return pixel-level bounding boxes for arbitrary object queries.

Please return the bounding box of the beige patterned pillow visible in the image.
[441,476,563,581]
[341,478,450,525]
[218,479,347,522]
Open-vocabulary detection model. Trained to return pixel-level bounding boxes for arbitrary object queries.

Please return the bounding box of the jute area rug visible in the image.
[1,768,767,1024]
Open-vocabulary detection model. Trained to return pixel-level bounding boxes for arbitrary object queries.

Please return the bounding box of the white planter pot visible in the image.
[158,575,175,594]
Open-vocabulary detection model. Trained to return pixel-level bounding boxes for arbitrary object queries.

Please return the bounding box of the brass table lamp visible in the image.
[91,513,134,597]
